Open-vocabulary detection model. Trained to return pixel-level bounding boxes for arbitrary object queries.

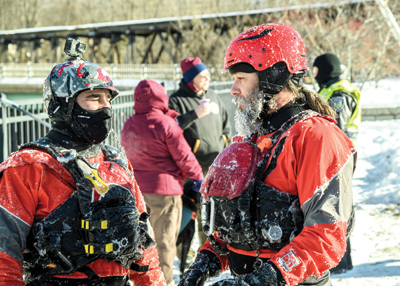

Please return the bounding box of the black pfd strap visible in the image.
[78,266,101,284]
[261,137,287,181]
[130,262,150,273]
[251,111,311,254]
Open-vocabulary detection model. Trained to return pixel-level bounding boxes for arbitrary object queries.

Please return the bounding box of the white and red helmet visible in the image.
[223,23,308,73]
[223,23,308,95]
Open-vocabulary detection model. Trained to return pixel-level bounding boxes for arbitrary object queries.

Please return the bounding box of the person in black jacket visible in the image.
[169,57,232,249]
[313,53,361,143]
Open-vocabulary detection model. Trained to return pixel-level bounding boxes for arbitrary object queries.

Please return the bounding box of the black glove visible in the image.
[242,261,286,286]
[178,250,222,286]
[211,262,286,286]
[210,279,249,286]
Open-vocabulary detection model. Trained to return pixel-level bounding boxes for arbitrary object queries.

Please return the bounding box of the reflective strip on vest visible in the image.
[319,79,361,133]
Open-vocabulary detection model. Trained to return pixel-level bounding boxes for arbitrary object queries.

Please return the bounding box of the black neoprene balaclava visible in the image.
[313,53,342,87]
[46,92,113,156]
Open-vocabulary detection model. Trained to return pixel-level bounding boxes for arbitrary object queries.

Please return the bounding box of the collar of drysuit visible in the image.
[260,100,309,135]
[46,123,102,158]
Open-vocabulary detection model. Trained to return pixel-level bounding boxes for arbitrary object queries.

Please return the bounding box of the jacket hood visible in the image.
[134,80,178,118]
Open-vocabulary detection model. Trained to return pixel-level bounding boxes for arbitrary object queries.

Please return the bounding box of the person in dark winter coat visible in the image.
[169,57,232,248]
[0,38,165,286]
[313,53,361,143]
[121,79,204,286]
[169,57,232,167]
[178,23,356,286]
[313,53,360,274]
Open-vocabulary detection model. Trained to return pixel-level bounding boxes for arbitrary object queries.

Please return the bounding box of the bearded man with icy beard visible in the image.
[232,85,264,136]
[232,81,283,136]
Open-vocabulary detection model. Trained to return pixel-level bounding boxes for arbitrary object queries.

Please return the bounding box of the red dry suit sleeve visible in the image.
[0,161,75,285]
[0,252,24,285]
[128,163,165,285]
[198,233,230,272]
[264,118,355,286]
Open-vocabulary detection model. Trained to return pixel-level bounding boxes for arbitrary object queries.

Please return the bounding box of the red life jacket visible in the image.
[200,111,311,254]
[19,138,155,285]
[0,137,164,285]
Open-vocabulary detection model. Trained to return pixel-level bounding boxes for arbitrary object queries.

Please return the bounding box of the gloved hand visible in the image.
[210,279,249,286]
[192,179,203,192]
[211,262,285,286]
[241,261,286,286]
[178,250,221,286]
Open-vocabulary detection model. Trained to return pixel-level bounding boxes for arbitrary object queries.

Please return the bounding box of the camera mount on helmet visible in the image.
[64,37,86,61]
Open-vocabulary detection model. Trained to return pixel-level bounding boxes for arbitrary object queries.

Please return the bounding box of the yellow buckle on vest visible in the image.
[101,220,108,229]
[84,244,94,254]
[81,220,90,229]
[105,243,113,253]
[84,170,109,196]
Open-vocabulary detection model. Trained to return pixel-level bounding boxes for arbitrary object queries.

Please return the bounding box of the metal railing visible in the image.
[0,63,231,81]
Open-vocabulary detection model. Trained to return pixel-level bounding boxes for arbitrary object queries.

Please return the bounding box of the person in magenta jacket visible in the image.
[121,79,204,286]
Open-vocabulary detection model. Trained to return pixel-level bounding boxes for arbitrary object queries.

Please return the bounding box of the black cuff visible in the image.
[266,261,286,286]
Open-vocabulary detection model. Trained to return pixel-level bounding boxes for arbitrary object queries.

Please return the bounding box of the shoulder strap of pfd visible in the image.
[101,144,133,179]
[20,137,131,213]
[21,137,131,179]
[252,110,316,181]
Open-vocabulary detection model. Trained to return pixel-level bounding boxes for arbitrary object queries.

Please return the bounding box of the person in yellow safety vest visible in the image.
[313,53,359,276]
[313,53,361,143]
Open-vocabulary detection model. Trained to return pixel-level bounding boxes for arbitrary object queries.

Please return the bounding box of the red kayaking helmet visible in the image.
[223,23,308,95]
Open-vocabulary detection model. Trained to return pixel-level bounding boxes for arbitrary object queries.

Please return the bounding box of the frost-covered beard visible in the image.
[232,86,264,136]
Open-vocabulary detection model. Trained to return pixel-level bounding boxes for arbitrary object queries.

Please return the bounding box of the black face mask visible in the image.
[72,104,113,144]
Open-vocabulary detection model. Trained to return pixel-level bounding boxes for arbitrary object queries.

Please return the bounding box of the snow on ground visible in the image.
[356,78,400,108]
[173,78,400,285]
[330,119,400,286]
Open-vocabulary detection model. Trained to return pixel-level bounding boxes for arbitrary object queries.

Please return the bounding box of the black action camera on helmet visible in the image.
[64,37,86,60]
